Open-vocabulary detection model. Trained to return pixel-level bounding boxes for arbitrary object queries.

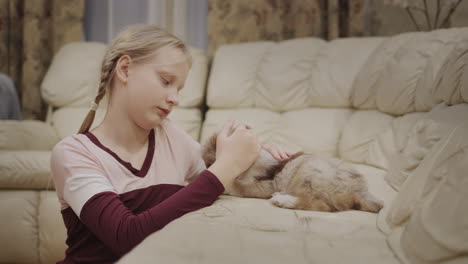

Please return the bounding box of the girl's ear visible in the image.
[115,55,132,84]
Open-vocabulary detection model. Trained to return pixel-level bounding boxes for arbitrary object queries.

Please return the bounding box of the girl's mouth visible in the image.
[157,107,169,115]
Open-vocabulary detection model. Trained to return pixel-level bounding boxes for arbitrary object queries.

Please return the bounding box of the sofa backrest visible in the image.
[206,37,385,111]
[202,37,383,156]
[202,27,468,170]
[351,28,468,114]
[40,42,208,140]
[340,27,468,172]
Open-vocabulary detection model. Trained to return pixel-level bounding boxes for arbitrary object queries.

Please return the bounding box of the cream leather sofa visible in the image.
[2,27,468,264]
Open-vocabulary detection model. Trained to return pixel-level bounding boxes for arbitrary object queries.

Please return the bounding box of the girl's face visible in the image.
[124,46,190,129]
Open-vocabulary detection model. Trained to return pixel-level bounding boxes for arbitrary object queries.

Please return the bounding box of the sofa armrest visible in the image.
[0,120,60,150]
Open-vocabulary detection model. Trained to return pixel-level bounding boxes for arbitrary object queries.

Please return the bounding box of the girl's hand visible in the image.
[208,119,261,188]
[262,144,293,161]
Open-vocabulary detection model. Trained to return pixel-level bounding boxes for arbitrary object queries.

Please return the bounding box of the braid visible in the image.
[77,57,116,134]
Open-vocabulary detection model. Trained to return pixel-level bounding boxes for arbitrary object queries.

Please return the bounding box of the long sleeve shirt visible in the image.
[50,119,225,264]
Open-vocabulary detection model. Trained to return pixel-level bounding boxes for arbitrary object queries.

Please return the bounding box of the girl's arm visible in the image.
[76,169,223,257]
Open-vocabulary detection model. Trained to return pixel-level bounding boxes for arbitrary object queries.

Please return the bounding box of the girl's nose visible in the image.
[167,90,179,106]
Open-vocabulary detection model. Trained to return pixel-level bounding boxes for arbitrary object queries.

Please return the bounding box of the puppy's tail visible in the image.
[355,192,383,213]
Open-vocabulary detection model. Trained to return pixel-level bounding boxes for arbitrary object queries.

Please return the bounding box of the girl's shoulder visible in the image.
[53,133,92,151]
[50,133,103,190]
[51,133,96,162]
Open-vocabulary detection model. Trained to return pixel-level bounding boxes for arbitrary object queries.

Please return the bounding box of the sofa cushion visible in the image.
[352,27,468,115]
[339,110,395,169]
[51,107,106,139]
[41,42,208,109]
[178,48,209,108]
[386,123,468,264]
[414,31,468,111]
[201,108,352,156]
[385,103,468,191]
[0,120,60,150]
[433,35,468,107]
[352,164,398,208]
[339,102,468,174]
[206,37,382,111]
[167,108,203,140]
[41,42,108,108]
[351,31,419,111]
[0,150,53,190]
[0,191,66,264]
[0,191,39,263]
[379,119,467,230]
[38,191,67,264]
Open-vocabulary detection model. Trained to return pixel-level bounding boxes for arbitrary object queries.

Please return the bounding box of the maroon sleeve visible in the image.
[79,169,224,256]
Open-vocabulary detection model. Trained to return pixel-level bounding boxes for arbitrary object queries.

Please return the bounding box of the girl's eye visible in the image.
[160,76,170,86]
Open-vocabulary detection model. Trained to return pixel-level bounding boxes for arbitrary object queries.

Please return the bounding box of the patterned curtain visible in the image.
[208,0,367,56]
[0,0,84,120]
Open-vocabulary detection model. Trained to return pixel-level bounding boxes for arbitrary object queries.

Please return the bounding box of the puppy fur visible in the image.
[201,128,383,213]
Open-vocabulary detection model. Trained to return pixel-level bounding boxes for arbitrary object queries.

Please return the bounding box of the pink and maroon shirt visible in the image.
[50,119,225,264]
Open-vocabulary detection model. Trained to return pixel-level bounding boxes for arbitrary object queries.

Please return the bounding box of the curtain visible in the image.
[208,0,367,56]
[0,0,84,120]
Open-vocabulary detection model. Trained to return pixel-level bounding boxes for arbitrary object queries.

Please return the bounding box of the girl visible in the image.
[50,24,291,264]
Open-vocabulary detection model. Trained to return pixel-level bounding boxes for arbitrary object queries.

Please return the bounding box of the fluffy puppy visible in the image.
[201,126,383,213]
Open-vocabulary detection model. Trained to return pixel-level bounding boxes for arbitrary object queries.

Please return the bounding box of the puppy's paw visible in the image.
[269,193,298,209]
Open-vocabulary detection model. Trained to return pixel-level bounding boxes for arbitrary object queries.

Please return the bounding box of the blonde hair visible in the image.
[78,24,192,134]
